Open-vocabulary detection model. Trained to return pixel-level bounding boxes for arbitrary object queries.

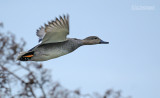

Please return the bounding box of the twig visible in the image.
[17,64,46,98]
[0,65,36,98]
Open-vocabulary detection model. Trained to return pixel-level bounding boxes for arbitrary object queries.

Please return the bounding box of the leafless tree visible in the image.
[0,24,131,98]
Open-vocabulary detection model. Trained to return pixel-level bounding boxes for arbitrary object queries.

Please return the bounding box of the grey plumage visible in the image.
[17,15,109,61]
[30,38,82,61]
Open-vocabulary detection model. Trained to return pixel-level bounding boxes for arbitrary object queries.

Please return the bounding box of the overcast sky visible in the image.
[0,0,160,98]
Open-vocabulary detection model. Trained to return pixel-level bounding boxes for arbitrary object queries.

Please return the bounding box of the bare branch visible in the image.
[0,65,36,98]
[17,63,46,97]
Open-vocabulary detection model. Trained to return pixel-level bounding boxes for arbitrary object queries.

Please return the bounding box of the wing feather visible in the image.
[36,15,69,44]
[41,15,69,44]
[36,26,46,42]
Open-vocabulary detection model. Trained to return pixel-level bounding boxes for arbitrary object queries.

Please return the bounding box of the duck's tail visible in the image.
[17,51,34,61]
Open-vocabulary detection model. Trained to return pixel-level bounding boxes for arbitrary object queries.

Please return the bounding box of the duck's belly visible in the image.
[32,49,70,61]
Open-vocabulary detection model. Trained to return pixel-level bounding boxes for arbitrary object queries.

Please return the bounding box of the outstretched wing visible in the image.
[36,15,69,44]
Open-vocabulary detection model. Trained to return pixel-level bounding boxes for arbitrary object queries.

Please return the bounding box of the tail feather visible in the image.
[17,51,34,61]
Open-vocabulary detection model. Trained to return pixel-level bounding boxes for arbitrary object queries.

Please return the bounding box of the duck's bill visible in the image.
[100,40,109,44]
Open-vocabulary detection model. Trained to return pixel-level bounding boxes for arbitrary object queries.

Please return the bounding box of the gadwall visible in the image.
[17,15,109,61]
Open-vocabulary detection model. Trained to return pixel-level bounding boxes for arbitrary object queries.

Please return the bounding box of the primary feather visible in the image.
[36,15,69,44]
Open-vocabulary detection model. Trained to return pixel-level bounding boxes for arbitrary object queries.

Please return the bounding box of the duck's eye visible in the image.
[94,37,98,39]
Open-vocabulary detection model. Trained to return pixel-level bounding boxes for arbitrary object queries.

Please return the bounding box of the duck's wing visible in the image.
[36,15,69,44]
[36,26,45,42]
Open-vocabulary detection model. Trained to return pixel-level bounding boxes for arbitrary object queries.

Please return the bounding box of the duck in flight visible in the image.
[17,15,109,61]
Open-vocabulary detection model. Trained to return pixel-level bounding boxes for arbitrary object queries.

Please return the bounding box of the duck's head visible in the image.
[82,36,109,45]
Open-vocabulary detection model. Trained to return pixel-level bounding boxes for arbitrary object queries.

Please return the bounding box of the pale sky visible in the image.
[0,0,160,98]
